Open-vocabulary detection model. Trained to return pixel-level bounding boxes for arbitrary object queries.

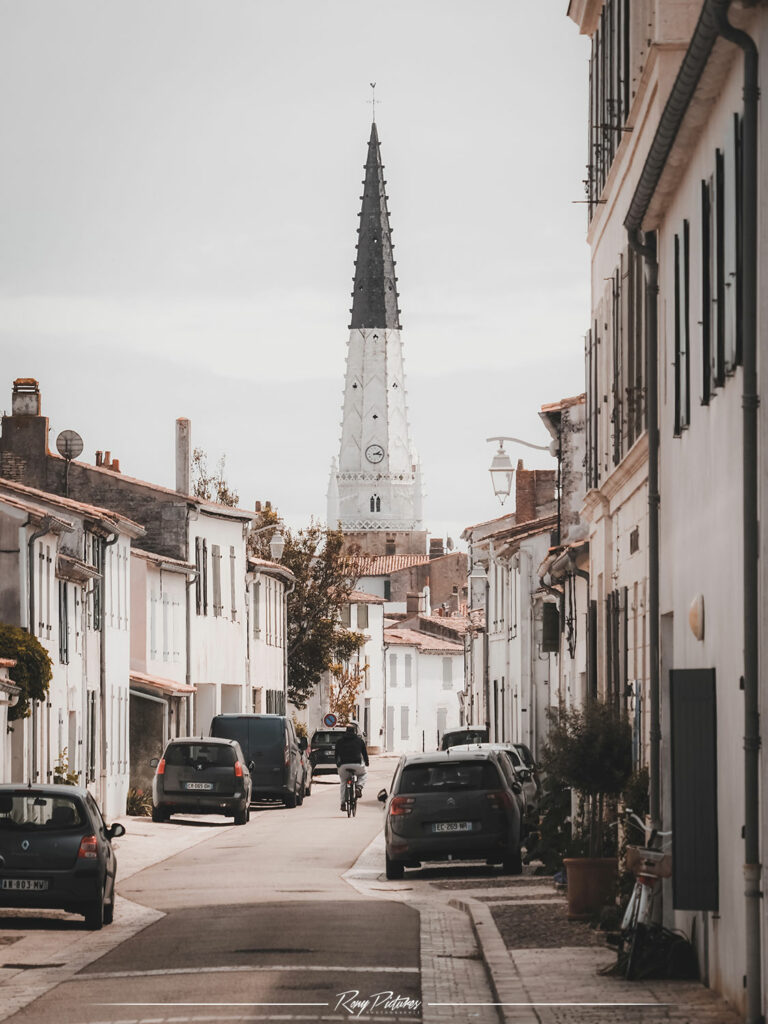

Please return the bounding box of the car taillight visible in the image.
[389,796,415,816]
[234,761,243,778]
[78,834,99,859]
[284,743,290,766]
[486,790,514,810]
[156,758,166,775]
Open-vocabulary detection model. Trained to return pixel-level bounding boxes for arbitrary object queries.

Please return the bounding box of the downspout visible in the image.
[99,533,119,809]
[283,580,296,715]
[185,572,197,734]
[627,228,661,835]
[713,11,761,1024]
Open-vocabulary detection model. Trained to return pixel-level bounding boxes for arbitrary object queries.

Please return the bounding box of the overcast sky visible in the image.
[0,1,590,545]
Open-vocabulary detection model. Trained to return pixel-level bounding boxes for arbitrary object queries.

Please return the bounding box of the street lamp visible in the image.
[251,522,285,561]
[486,435,557,505]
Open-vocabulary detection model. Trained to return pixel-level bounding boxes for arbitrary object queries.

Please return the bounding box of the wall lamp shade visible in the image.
[269,531,285,562]
[489,445,514,504]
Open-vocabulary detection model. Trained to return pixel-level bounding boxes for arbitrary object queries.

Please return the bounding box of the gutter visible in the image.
[99,533,120,808]
[624,3,761,1019]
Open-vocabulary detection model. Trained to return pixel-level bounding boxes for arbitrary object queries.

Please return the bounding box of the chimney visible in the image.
[406,592,419,615]
[11,378,41,416]
[176,418,191,495]
[104,451,111,468]
[95,451,103,467]
[515,462,535,524]
[111,458,121,473]
[255,501,262,513]
[429,538,444,560]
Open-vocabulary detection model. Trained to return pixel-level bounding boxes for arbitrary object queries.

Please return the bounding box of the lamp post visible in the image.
[486,435,557,506]
[250,522,286,562]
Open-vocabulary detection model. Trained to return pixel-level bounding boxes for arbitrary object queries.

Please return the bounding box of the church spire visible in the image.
[350,122,401,330]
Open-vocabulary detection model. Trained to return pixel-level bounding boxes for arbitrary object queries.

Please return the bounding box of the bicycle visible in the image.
[343,774,360,817]
[620,812,672,980]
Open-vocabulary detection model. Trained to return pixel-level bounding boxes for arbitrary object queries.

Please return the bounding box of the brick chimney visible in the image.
[429,538,445,560]
[1,379,50,473]
[515,462,556,523]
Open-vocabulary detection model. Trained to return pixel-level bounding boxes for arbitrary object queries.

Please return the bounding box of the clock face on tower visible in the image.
[365,444,385,464]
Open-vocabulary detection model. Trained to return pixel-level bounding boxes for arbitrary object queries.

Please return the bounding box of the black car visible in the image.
[0,784,124,929]
[440,727,490,750]
[309,726,363,777]
[378,750,523,880]
[210,714,304,807]
[152,737,252,823]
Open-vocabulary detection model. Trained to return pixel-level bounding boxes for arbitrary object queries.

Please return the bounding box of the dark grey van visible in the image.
[210,714,304,808]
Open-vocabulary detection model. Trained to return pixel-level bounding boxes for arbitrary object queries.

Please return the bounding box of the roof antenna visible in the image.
[369,82,377,123]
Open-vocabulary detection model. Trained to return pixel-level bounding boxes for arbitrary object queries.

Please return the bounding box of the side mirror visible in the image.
[248,761,255,771]
[107,823,126,839]
[149,757,159,768]
[298,737,308,751]
[377,788,388,804]
[517,769,532,782]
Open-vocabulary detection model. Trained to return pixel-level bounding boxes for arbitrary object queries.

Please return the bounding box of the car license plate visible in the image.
[433,821,472,833]
[1,878,49,891]
[185,782,213,791]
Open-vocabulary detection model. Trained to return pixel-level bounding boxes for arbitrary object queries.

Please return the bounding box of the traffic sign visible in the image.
[323,713,337,727]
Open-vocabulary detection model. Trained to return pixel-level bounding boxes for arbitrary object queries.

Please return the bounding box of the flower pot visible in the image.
[563,857,617,920]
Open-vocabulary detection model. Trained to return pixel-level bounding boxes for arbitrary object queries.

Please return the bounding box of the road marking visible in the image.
[76,964,420,981]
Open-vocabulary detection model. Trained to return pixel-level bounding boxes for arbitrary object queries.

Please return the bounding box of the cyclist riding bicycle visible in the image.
[335,725,369,811]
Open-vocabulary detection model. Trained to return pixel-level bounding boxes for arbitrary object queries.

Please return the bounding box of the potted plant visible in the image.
[541,701,633,919]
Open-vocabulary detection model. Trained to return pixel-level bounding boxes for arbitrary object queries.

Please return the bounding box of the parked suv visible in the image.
[151,737,252,824]
[210,714,304,807]
[378,749,523,880]
[309,725,363,776]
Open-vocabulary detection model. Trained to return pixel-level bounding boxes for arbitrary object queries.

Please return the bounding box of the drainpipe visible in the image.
[185,572,198,734]
[99,533,119,810]
[627,229,660,836]
[283,579,296,716]
[713,10,762,1023]
[26,516,53,783]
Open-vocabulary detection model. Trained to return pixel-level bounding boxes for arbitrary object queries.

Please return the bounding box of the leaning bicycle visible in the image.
[620,815,672,979]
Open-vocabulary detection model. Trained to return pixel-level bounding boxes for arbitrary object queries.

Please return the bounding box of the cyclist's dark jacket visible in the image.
[334,733,369,767]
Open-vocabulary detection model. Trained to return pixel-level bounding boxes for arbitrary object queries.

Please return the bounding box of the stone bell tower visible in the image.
[327,121,425,556]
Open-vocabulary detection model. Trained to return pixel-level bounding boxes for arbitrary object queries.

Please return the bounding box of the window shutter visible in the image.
[340,603,351,627]
[404,654,412,688]
[442,657,452,690]
[389,653,398,688]
[230,546,237,619]
[212,544,221,616]
[357,603,368,628]
[541,602,560,652]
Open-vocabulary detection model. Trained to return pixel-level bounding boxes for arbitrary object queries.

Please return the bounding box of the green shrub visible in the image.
[126,788,152,817]
[0,625,53,720]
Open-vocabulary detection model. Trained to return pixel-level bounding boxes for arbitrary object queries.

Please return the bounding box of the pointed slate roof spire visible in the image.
[350,122,401,330]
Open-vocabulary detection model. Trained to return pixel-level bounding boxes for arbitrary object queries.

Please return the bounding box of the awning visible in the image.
[130,671,196,697]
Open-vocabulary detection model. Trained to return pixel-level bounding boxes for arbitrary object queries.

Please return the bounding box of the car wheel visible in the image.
[305,776,312,797]
[385,854,405,880]
[84,885,105,930]
[103,896,115,925]
[284,789,297,808]
[502,847,524,875]
[151,806,167,823]
[234,805,248,825]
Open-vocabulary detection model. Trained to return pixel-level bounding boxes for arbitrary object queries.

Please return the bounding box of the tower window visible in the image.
[370,494,381,513]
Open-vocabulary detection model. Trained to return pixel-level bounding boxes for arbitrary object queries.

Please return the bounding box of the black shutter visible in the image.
[541,602,559,653]
[701,180,712,405]
[195,537,202,614]
[670,668,719,911]
[202,540,208,615]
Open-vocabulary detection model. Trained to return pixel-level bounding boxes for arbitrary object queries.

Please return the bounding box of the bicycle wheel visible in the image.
[625,920,646,980]
[346,782,353,817]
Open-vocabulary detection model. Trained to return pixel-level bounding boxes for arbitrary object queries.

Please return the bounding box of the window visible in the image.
[404,654,412,688]
[230,546,237,620]
[714,150,726,387]
[701,178,713,405]
[442,657,452,690]
[172,601,180,662]
[162,593,169,662]
[674,223,691,434]
[385,537,396,556]
[383,579,391,601]
[195,538,208,616]
[212,544,222,616]
[357,602,368,629]
[340,603,351,627]
[58,581,69,664]
[400,705,410,741]
[389,652,398,688]
[150,590,158,659]
[370,494,381,512]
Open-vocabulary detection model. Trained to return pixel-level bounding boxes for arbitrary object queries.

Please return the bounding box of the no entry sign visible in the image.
[323,713,337,727]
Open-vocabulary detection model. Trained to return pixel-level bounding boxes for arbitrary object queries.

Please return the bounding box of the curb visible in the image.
[449,897,540,1024]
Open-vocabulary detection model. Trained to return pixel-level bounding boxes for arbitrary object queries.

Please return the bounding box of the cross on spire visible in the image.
[369,82,377,122]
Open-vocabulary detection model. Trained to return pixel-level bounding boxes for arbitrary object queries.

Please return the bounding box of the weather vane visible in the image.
[369,82,377,122]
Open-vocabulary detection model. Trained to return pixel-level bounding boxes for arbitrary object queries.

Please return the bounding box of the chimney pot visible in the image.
[111,458,120,473]
[255,501,262,513]
[95,451,103,467]
[104,451,111,468]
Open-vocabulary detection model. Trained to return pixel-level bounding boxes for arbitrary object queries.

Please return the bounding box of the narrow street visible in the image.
[0,758,430,1024]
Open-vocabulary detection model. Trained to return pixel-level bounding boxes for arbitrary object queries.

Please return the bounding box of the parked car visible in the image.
[449,742,541,819]
[0,784,124,929]
[440,726,489,750]
[377,749,523,880]
[309,726,363,776]
[151,737,252,823]
[210,714,304,807]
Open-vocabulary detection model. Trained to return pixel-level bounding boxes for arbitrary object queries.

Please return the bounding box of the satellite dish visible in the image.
[446,537,455,551]
[56,430,84,461]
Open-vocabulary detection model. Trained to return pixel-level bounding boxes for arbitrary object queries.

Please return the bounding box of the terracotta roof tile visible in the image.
[0,477,145,535]
[351,554,431,576]
[348,589,386,604]
[384,627,463,654]
[132,548,195,571]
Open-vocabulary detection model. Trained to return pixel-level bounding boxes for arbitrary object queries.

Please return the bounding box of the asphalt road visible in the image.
[7,757,422,1024]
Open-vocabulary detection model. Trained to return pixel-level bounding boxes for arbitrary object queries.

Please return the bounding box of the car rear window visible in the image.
[0,793,85,830]
[398,761,501,793]
[250,718,283,745]
[442,730,489,749]
[311,731,345,746]
[211,717,249,749]
[164,743,236,767]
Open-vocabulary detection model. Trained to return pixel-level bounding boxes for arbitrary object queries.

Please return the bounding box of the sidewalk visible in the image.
[450,877,744,1024]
